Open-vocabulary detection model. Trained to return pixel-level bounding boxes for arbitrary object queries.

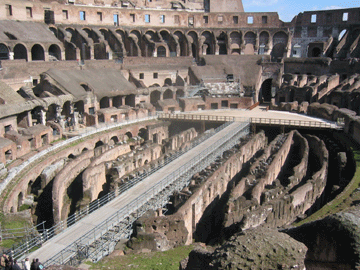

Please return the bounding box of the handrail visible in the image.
[157,113,343,129]
[8,120,236,260]
[44,121,250,266]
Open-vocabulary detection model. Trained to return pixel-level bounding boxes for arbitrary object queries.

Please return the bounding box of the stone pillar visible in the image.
[255,32,260,55]
[9,52,14,60]
[109,97,113,108]
[44,51,49,62]
[200,121,205,133]
[122,96,126,105]
[90,46,94,60]
[40,109,46,125]
[27,111,33,127]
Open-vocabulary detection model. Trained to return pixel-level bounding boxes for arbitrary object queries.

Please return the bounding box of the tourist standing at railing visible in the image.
[30,259,36,270]
[23,258,30,270]
[10,259,21,270]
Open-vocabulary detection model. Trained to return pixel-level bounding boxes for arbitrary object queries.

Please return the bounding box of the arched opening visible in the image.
[244,31,256,55]
[164,78,172,86]
[0,44,9,60]
[109,136,119,146]
[66,171,84,225]
[138,128,148,141]
[163,89,173,99]
[31,44,45,61]
[174,31,187,56]
[95,140,104,148]
[113,96,123,107]
[65,42,76,60]
[217,32,227,55]
[31,106,44,125]
[125,131,133,140]
[175,76,185,86]
[49,44,61,61]
[13,44,28,61]
[150,90,161,105]
[230,31,241,55]
[157,46,166,57]
[74,101,84,114]
[125,94,135,107]
[5,149,12,160]
[34,177,54,228]
[82,148,88,152]
[100,97,110,109]
[61,101,71,118]
[271,43,286,62]
[46,104,58,121]
[68,154,76,159]
[201,31,214,55]
[259,79,273,103]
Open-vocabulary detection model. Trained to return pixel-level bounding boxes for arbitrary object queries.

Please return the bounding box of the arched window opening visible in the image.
[31,44,45,61]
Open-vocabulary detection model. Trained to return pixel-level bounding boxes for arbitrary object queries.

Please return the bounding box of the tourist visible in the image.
[0,254,8,270]
[5,256,12,270]
[30,259,36,270]
[10,259,21,270]
[23,258,30,270]
[34,259,43,270]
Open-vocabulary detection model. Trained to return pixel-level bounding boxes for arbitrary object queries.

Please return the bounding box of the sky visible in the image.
[242,0,360,22]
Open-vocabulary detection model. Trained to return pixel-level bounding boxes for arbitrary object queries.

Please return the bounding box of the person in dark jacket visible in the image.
[30,259,36,270]
[10,259,21,270]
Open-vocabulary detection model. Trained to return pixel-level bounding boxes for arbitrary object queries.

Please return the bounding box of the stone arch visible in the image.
[0,43,9,60]
[109,136,119,146]
[31,44,45,61]
[271,43,286,62]
[64,42,76,60]
[113,96,123,107]
[187,31,199,59]
[163,89,173,99]
[83,28,100,43]
[259,31,270,55]
[5,149,13,161]
[174,30,188,56]
[150,90,161,105]
[95,140,104,148]
[49,44,61,60]
[125,94,135,107]
[100,97,110,108]
[13,43,28,61]
[82,147,89,152]
[68,153,76,159]
[125,131,133,140]
[46,103,58,121]
[138,128,148,141]
[157,45,166,57]
[144,30,157,57]
[217,32,228,55]
[307,42,324,57]
[259,78,273,102]
[160,30,177,57]
[229,31,242,55]
[61,101,71,118]
[164,78,172,86]
[17,192,24,211]
[74,101,84,114]
[49,26,58,38]
[201,31,215,55]
[273,31,288,46]
[244,31,256,55]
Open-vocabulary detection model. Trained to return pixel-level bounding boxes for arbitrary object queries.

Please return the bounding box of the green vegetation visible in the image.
[295,136,360,226]
[87,245,194,270]
[0,212,34,249]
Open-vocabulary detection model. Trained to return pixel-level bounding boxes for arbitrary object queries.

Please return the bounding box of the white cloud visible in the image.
[243,0,278,7]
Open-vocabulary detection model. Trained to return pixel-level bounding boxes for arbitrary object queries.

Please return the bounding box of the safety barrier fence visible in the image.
[157,113,343,129]
[44,120,250,266]
[7,119,234,260]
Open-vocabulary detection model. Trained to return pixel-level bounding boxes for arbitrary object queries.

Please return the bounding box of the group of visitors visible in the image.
[1,254,43,270]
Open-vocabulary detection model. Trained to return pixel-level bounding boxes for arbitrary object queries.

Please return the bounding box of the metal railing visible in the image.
[9,120,235,261]
[157,113,343,130]
[0,116,159,195]
[44,120,250,266]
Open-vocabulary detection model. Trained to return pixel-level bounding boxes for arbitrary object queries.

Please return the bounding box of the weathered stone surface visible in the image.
[181,228,307,270]
[285,206,360,269]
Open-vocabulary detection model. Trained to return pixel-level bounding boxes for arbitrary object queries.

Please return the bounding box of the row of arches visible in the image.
[44,26,290,61]
[0,43,62,61]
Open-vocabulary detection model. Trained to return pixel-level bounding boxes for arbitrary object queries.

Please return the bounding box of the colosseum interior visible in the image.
[0,0,360,269]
